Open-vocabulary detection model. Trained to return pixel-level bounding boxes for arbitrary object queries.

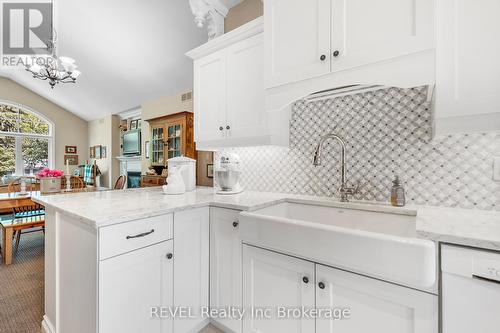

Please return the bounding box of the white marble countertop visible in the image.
[34,186,500,251]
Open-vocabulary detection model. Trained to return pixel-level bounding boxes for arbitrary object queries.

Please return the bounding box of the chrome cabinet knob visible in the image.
[166,253,173,260]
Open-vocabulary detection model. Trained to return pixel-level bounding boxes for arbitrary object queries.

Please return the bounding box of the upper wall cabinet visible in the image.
[187,18,289,150]
[264,0,436,111]
[265,0,331,87]
[330,0,434,73]
[434,0,500,134]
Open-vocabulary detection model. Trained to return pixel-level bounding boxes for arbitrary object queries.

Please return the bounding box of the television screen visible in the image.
[123,130,141,155]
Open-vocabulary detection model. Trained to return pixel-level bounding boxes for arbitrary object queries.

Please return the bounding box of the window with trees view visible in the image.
[0,103,53,185]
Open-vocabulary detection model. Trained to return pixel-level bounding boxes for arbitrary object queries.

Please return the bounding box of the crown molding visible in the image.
[186,16,263,60]
[116,107,141,120]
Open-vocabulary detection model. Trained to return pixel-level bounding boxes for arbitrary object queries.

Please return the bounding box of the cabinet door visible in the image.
[264,0,331,88]
[435,0,500,122]
[331,0,434,72]
[194,50,227,142]
[210,208,242,333]
[151,125,165,166]
[316,264,437,333]
[242,245,315,333]
[99,241,173,333]
[226,33,268,140]
[174,207,210,333]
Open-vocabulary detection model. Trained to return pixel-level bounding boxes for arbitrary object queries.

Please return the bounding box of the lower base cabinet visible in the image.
[99,240,174,333]
[242,245,316,333]
[242,245,438,333]
[316,264,438,333]
[174,207,210,333]
[210,208,243,333]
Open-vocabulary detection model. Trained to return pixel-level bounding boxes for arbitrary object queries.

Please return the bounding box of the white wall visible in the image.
[87,115,121,188]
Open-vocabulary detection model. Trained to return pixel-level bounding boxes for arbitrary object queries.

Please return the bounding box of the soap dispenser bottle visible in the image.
[390,176,406,207]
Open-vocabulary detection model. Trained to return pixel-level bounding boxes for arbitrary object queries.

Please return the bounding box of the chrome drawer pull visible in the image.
[126,229,155,240]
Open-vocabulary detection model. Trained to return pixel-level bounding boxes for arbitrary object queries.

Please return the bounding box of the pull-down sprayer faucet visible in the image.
[313,133,359,202]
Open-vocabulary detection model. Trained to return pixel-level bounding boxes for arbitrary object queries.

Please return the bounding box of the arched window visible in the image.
[0,102,54,185]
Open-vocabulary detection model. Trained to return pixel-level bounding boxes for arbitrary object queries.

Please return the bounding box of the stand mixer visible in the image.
[215,153,244,195]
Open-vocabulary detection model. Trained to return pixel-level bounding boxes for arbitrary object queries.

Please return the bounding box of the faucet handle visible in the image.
[353,181,361,194]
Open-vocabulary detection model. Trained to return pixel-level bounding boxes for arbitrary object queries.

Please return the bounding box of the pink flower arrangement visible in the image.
[36,168,64,178]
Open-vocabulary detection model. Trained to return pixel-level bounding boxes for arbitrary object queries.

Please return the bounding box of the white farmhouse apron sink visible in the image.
[239,200,436,291]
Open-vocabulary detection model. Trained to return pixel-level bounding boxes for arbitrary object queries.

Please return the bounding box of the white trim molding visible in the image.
[189,0,229,40]
[186,17,263,60]
[41,315,56,333]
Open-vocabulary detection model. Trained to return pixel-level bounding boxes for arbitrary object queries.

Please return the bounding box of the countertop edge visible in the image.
[34,190,500,252]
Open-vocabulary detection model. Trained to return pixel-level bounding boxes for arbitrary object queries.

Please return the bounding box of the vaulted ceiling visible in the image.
[0,0,242,121]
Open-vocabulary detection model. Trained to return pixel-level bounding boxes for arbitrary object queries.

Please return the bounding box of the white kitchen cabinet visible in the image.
[225,34,267,141]
[435,0,500,134]
[99,240,174,333]
[316,264,438,333]
[210,208,242,333]
[265,0,434,89]
[173,207,210,333]
[264,0,331,88]
[187,17,289,150]
[193,49,227,142]
[242,245,315,333]
[331,0,434,73]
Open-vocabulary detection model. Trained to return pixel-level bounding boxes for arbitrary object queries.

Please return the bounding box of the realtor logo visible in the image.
[2,2,52,55]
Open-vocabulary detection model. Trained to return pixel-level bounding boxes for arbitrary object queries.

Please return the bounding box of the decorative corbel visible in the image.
[189,0,229,40]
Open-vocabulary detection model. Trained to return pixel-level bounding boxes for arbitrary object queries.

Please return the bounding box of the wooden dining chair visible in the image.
[7,177,39,193]
[5,178,45,257]
[114,175,127,190]
[12,203,45,255]
[61,176,85,189]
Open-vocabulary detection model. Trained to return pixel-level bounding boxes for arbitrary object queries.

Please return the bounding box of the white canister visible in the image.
[167,156,196,191]
[40,177,62,193]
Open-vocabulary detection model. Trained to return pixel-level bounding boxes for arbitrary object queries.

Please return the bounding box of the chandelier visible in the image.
[25,32,81,89]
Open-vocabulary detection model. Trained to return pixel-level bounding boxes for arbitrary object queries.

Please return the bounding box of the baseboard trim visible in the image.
[41,315,55,333]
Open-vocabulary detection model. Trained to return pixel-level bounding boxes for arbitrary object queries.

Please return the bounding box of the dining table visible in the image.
[0,187,108,265]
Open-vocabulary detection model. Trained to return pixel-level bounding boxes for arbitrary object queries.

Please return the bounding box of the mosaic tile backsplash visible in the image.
[216,86,500,210]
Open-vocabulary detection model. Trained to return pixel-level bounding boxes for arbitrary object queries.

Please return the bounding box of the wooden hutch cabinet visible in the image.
[147,112,196,167]
[141,112,195,188]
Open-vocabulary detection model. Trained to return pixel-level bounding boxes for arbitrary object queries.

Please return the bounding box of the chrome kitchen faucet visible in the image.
[313,133,359,202]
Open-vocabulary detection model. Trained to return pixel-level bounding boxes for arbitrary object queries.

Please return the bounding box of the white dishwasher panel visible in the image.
[442,245,500,333]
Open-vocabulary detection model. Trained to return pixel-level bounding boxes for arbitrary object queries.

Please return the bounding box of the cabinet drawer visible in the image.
[99,214,173,260]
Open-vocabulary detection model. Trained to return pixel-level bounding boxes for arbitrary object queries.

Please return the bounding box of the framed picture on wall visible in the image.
[207,164,214,178]
[130,120,138,130]
[102,146,107,158]
[90,146,95,158]
[64,155,79,165]
[65,145,77,154]
[145,141,150,159]
[94,145,102,159]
